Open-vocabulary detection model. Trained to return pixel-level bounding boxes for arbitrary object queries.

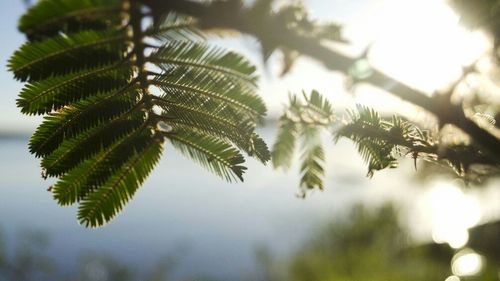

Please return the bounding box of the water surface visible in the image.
[0,130,425,279]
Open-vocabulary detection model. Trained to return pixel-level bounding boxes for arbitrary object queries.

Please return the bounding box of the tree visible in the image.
[256,204,500,281]
[8,0,500,227]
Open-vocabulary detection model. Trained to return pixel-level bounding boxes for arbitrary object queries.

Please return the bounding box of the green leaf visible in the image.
[17,62,132,115]
[356,138,397,178]
[19,0,122,41]
[300,145,325,191]
[271,115,299,170]
[167,129,247,182]
[41,112,145,177]
[8,29,126,81]
[146,12,203,42]
[248,133,271,164]
[77,138,163,227]
[299,125,325,191]
[304,89,334,119]
[153,68,265,121]
[29,89,139,157]
[271,90,334,193]
[336,105,398,177]
[150,40,258,85]
[10,0,269,228]
[52,125,154,206]
[156,95,269,163]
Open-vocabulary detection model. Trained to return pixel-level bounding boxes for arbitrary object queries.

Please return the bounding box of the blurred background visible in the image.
[1,0,499,280]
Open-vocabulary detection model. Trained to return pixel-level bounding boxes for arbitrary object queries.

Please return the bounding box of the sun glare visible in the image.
[354,0,491,102]
[424,182,481,249]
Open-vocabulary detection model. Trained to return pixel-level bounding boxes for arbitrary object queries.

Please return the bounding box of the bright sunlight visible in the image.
[353,0,491,107]
[426,182,481,249]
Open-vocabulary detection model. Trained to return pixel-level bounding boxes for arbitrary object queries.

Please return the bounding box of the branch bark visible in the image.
[145,0,500,159]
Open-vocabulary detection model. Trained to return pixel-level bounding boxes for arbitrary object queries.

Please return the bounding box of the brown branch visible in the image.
[144,0,500,159]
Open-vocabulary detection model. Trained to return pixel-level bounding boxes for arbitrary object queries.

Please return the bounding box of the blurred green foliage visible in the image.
[257,204,500,281]
[284,204,450,281]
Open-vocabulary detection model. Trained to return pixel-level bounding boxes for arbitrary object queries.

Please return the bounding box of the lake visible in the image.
[0,128,480,280]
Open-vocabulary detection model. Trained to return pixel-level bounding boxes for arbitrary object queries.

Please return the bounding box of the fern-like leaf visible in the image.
[271,91,332,194]
[336,105,399,177]
[52,125,152,206]
[156,95,269,163]
[167,129,247,182]
[29,90,139,157]
[77,138,163,228]
[149,40,258,85]
[19,0,122,41]
[17,62,132,114]
[299,125,325,191]
[300,145,325,191]
[41,111,145,177]
[9,29,126,81]
[271,116,299,170]
[11,0,269,227]
[145,13,203,42]
[152,67,265,121]
[304,89,334,119]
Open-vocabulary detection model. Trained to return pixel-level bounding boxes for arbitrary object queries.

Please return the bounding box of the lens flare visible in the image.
[452,249,484,277]
[358,0,490,95]
[426,182,481,248]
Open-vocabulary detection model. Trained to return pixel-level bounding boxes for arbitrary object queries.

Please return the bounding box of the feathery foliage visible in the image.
[336,105,399,178]
[18,0,122,41]
[335,105,500,181]
[9,0,269,227]
[299,125,325,193]
[77,136,164,227]
[271,90,333,195]
[167,129,247,183]
[272,90,500,195]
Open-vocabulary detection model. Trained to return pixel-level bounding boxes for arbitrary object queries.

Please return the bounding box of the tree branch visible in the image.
[145,0,500,159]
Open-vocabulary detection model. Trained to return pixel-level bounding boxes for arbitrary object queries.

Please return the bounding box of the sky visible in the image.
[0,1,34,133]
[0,0,492,133]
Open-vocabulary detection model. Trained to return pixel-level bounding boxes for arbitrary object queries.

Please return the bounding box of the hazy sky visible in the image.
[0,1,33,132]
